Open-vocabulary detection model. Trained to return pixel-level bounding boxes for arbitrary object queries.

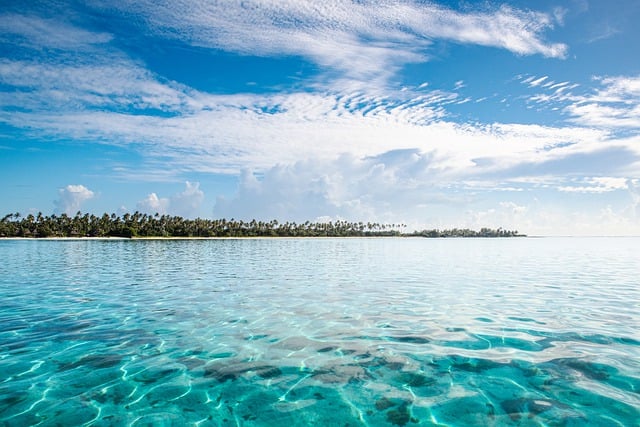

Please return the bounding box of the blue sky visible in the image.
[1,0,639,235]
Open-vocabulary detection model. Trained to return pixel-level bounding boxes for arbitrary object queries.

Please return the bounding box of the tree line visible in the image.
[0,212,522,238]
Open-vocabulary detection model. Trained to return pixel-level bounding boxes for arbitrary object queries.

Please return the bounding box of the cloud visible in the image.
[528,76,549,87]
[4,82,623,179]
[2,3,639,236]
[557,177,629,193]
[492,203,640,236]
[0,58,196,113]
[170,181,205,217]
[137,181,204,217]
[521,74,640,131]
[467,201,528,231]
[565,103,640,129]
[94,1,566,85]
[210,148,559,224]
[565,76,640,129]
[0,4,584,180]
[0,13,112,50]
[630,179,640,218]
[212,152,640,236]
[214,151,453,222]
[54,184,95,215]
[136,192,170,215]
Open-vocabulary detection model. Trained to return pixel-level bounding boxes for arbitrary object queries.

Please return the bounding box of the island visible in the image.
[1,212,523,238]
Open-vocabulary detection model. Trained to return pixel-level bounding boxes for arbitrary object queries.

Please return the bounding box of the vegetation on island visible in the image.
[0,212,523,238]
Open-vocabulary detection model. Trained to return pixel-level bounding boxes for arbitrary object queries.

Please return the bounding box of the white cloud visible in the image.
[212,148,640,235]
[137,181,204,217]
[3,3,640,236]
[0,5,587,181]
[54,184,95,215]
[558,177,628,193]
[136,192,169,215]
[0,58,196,113]
[208,149,532,222]
[466,201,528,231]
[4,86,622,178]
[94,1,566,85]
[565,102,640,129]
[214,152,452,222]
[630,179,640,218]
[528,76,548,87]
[0,14,112,50]
[170,181,204,217]
[596,75,640,98]
[567,76,640,129]
[213,150,640,235]
[499,201,527,214]
[464,197,640,236]
[522,74,640,130]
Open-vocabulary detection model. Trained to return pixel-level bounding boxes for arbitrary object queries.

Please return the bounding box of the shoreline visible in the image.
[0,235,530,240]
[3,235,640,240]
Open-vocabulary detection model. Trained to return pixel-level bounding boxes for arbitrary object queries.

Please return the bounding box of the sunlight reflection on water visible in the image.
[0,237,638,426]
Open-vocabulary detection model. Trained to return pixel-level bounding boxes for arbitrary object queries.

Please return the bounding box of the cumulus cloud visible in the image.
[213,149,640,235]
[466,201,529,232]
[212,150,543,225]
[54,184,95,215]
[137,181,204,217]
[214,152,447,222]
[136,192,170,215]
[170,181,205,217]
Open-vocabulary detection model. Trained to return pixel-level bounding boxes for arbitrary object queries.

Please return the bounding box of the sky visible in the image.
[1,0,639,235]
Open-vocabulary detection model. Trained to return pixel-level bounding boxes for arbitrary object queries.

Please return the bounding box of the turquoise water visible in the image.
[0,237,638,426]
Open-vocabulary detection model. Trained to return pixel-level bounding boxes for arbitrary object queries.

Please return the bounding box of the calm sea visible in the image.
[0,238,638,426]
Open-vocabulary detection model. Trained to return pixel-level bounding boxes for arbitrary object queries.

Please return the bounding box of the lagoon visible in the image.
[0,237,638,426]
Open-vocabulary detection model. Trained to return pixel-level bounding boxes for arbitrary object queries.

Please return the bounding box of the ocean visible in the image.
[1,237,638,426]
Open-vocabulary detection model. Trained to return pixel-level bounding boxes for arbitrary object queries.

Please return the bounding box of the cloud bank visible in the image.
[214,149,640,235]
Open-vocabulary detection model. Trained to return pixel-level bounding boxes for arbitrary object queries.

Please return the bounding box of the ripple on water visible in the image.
[1,238,639,426]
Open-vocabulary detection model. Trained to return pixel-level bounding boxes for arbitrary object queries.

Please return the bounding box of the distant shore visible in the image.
[1,212,523,238]
[0,235,528,241]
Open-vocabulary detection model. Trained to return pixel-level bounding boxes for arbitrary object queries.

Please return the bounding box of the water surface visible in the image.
[0,237,638,426]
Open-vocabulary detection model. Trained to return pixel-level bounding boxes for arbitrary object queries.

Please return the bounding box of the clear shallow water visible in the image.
[0,237,638,426]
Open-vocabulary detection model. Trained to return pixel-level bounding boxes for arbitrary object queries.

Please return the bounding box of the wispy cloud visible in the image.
[0,58,196,113]
[0,13,112,50]
[521,74,640,130]
[4,92,619,178]
[0,6,574,175]
[0,14,631,184]
[558,177,629,193]
[94,1,567,86]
